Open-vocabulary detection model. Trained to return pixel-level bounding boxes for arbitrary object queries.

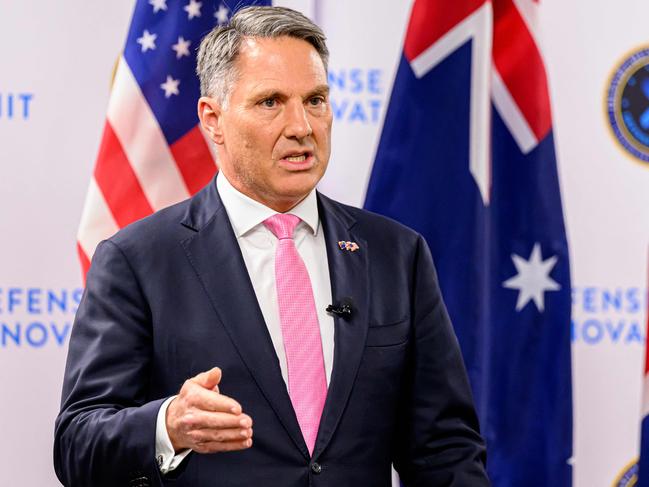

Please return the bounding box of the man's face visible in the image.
[201,36,332,212]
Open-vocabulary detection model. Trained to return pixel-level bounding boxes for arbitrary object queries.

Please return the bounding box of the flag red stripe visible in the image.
[492,0,552,141]
[404,0,485,62]
[170,125,217,195]
[94,121,154,228]
[77,242,91,284]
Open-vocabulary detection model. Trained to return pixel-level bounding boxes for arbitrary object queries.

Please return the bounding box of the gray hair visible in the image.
[196,6,329,106]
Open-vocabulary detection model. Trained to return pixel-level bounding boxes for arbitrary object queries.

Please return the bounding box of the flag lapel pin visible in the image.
[338,240,360,252]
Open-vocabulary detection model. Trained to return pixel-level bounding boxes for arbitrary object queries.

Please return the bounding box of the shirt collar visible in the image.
[216,172,320,237]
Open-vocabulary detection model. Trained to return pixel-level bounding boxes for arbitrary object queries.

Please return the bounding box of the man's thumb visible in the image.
[194,366,222,390]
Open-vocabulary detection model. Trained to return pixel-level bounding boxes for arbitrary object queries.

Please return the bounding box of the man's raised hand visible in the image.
[166,367,253,454]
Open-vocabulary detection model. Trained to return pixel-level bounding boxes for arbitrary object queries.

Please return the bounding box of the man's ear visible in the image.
[198,96,224,144]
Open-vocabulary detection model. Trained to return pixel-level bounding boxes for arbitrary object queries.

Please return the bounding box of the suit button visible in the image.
[129,476,150,487]
[311,462,322,474]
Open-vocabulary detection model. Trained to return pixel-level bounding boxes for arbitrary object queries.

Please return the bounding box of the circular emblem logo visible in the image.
[606,47,649,164]
[612,459,638,487]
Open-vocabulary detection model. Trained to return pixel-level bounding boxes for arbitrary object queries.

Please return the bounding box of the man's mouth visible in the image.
[284,154,307,162]
[279,151,314,169]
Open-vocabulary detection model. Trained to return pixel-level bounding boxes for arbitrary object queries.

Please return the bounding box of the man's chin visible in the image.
[266,179,321,210]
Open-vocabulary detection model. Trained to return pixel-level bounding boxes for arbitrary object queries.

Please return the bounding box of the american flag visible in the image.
[365,0,572,485]
[77,0,269,278]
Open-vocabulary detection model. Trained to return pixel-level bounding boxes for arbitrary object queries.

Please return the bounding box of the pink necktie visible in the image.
[264,214,327,455]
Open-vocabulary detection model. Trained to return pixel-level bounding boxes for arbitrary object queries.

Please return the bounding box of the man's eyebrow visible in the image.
[250,85,331,102]
[308,85,330,97]
[251,89,284,100]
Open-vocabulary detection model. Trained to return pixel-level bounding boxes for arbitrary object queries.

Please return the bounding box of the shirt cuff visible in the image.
[155,396,192,474]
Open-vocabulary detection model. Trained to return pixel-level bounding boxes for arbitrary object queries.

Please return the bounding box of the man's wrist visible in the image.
[155,396,191,473]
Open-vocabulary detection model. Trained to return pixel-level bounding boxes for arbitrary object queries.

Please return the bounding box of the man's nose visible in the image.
[283,101,312,139]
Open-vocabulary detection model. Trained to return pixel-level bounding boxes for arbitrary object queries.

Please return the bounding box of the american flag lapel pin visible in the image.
[338,240,360,252]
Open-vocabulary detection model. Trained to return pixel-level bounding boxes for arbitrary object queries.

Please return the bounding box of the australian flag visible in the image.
[364,1,573,485]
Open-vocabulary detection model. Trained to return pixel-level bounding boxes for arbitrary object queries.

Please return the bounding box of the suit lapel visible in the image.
[179,181,310,459]
[313,194,369,458]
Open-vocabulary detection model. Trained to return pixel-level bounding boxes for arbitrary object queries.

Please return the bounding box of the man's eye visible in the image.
[309,97,324,106]
[261,98,276,108]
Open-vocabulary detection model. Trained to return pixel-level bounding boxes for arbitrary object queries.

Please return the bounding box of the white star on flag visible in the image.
[184,0,202,20]
[149,0,167,13]
[172,36,191,59]
[215,4,229,25]
[502,243,560,312]
[136,30,157,52]
[160,75,180,98]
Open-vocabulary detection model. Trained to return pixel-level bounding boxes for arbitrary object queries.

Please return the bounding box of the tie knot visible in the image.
[264,213,301,240]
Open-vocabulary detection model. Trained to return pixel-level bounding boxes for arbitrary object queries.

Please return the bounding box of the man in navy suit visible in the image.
[54,6,490,487]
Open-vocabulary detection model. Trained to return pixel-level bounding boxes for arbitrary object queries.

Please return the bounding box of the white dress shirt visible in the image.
[155,173,335,473]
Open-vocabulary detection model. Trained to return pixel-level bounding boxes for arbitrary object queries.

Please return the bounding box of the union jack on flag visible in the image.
[365,1,572,485]
[77,0,269,278]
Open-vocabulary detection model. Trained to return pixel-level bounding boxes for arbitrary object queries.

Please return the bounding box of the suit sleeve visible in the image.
[54,240,168,487]
[393,235,491,486]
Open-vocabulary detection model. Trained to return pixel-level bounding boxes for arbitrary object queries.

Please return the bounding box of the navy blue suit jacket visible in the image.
[54,180,489,486]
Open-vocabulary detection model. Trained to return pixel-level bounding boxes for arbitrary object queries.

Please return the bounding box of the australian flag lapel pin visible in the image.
[338,240,360,252]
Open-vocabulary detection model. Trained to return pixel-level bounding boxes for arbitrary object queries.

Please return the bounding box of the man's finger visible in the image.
[189,426,253,444]
[192,367,222,390]
[189,411,253,430]
[183,385,243,415]
[192,438,253,454]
